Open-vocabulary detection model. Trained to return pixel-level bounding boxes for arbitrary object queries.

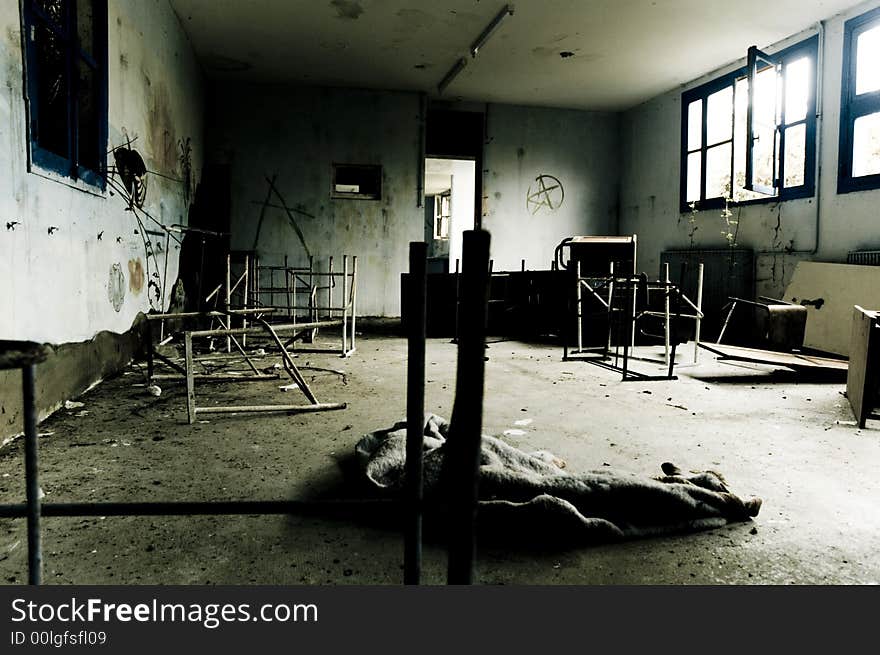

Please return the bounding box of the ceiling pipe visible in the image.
[438,57,467,95]
[470,4,515,58]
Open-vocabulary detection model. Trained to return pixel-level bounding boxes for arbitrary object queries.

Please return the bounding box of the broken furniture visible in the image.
[181,316,347,423]
[717,296,808,351]
[563,262,704,381]
[0,341,51,585]
[847,306,880,428]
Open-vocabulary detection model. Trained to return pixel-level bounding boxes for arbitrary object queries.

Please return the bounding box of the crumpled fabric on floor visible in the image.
[355,414,762,541]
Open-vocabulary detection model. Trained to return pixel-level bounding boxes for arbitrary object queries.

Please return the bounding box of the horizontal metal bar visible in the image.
[189,320,343,338]
[0,498,398,518]
[151,373,280,382]
[194,402,346,414]
[146,308,275,320]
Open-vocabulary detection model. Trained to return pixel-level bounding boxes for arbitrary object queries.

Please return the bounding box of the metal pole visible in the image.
[243,255,250,348]
[576,261,583,354]
[351,256,358,353]
[327,256,334,320]
[663,262,671,367]
[22,364,41,585]
[405,242,427,585]
[694,262,704,363]
[226,253,232,352]
[446,230,490,585]
[341,256,349,357]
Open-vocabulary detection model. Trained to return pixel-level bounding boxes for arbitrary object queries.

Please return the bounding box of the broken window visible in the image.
[838,6,880,194]
[331,164,382,200]
[433,193,450,239]
[680,36,817,211]
[22,0,107,187]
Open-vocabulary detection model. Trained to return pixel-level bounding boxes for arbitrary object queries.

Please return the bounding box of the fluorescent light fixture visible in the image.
[470,4,514,58]
[437,57,467,95]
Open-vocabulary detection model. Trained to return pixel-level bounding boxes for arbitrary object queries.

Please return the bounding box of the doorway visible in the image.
[424,157,476,274]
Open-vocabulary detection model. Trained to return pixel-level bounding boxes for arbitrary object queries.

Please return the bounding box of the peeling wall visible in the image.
[211,91,621,316]
[0,0,205,345]
[0,0,205,441]
[619,0,880,300]
[483,104,621,271]
[209,84,423,317]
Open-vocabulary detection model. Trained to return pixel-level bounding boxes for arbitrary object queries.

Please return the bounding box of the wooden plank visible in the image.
[784,262,880,356]
[699,342,848,371]
[847,306,880,428]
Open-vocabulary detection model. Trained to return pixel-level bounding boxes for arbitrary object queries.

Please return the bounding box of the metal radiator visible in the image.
[847,250,880,266]
[660,249,754,341]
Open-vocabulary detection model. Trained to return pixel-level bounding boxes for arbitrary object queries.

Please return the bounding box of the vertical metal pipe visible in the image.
[22,364,41,585]
[446,229,490,585]
[405,242,427,585]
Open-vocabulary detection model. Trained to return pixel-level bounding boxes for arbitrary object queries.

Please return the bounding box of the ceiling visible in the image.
[170,0,865,111]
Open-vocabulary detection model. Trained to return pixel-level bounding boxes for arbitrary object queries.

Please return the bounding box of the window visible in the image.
[22,0,107,188]
[433,193,450,239]
[680,36,817,211]
[331,164,382,200]
[839,6,880,194]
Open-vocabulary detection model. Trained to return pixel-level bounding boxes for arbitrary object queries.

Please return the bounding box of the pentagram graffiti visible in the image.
[526,175,564,215]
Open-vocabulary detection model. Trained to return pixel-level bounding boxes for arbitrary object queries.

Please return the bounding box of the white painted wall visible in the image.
[0,0,205,344]
[483,104,620,271]
[620,0,880,299]
[448,159,475,269]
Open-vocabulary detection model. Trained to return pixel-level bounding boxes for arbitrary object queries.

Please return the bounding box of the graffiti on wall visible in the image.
[526,174,564,215]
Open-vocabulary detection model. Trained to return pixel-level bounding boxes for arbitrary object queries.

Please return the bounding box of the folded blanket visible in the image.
[355,414,761,541]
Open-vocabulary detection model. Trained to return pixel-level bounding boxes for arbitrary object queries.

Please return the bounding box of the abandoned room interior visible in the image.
[1,0,879,586]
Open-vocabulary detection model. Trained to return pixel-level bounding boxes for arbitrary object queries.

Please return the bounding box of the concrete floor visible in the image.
[1,330,878,585]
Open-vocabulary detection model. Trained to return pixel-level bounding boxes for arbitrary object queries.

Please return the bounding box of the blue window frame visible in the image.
[838,6,880,194]
[22,0,108,189]
[680,36,818,212]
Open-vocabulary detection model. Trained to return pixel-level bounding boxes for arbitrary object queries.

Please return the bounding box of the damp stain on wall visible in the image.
[331,0,364,20]
[108,263,126,312]
[128,258,144,294]
[147,83,178,175]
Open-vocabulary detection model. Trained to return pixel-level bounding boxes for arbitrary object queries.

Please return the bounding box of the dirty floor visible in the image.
[1,330,878,585]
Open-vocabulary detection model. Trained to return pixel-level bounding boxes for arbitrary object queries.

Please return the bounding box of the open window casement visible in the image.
[745,45,782,196]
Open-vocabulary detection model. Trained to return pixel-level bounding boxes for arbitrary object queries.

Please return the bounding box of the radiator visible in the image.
[847,250,880,266]
[660,249,754,341]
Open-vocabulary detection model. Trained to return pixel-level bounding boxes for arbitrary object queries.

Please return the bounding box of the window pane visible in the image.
[784,57,809,123]
[687,99,702,151]
[34,22,69,158]
[784,124,806,187]
[856,24,880,95]
[733,78,765,201]
[686,152,701,202]
[853,111,880,177]
[76,0,95,58]
[706,86,733,145]
[77,58,100,171]
[706,143,732,199]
